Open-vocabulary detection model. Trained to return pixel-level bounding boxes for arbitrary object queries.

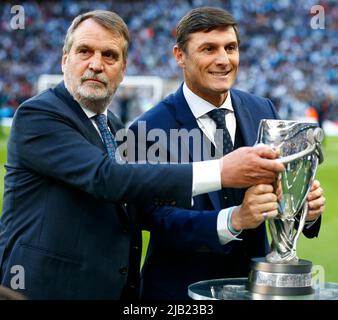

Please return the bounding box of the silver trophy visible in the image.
[248,119,324,296]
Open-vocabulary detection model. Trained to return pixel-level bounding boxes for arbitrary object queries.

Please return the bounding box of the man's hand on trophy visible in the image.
[306,179,325,221]
[220,145,284,188]
[230,184,278,231]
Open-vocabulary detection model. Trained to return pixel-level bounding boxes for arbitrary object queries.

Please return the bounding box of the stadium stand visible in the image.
[0,0,337,124]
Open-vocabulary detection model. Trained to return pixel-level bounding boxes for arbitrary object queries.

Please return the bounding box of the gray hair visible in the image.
[63,10,130,62]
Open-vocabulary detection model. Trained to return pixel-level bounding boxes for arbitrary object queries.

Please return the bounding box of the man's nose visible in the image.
[215,49,230,65]
[88,52,104,72]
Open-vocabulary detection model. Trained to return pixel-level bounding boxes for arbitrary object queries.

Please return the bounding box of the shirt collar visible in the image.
[79,105,108,119]
[183,82,234,119]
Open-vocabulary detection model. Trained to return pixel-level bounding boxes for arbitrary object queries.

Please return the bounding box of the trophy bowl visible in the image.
[248,119,324,296]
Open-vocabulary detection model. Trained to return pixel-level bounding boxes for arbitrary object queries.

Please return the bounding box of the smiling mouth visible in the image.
[209,70,232,76]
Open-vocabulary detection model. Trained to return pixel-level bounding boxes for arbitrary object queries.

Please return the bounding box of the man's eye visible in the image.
[103,52,117,61]
[79,49,90,55]
[204,47,213,52]
[226,45,238,53]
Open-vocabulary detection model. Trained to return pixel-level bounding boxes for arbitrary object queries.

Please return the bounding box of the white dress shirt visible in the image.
[183,83,242,244]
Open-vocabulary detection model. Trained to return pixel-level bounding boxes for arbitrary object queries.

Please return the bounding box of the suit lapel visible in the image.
[53,82,106,152]
[230,90,257,146]
[174,85,222,210]
[174,85,200,160]
[54,82,129,222]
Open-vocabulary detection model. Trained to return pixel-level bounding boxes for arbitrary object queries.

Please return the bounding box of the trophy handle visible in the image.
[278,143,313,164]
[291,202,309,253]
[278,127,324,164]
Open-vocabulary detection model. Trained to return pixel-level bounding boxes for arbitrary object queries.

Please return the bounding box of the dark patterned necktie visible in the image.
[93,114,118,161]
[208,108,233,155]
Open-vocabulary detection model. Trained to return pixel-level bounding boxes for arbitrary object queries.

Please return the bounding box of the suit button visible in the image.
[119,267,128,275]
[123,229,128,234]
[133,245,139,250]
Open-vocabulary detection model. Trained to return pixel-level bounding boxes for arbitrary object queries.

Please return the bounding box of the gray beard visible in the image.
[74,92,114,114]
[64,81,115,114]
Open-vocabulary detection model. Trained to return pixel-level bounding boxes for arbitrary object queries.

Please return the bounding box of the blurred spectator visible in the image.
[0,0,337,122]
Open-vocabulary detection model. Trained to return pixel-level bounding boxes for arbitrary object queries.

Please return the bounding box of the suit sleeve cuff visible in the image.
[295,215,319,229]
[217,207,242,245]
[304,217,319,229]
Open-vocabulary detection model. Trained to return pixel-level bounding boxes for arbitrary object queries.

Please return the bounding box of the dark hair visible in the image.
[63,10,130,62]
[176,7,240,52]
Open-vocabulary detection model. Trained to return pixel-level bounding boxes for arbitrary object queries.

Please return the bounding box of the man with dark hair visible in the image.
[0,10,284,300]
[130,7,325,300]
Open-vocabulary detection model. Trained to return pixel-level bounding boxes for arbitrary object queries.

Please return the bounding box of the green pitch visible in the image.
[297,136,338,282]
[1,127,337,282]
[0,126,9,214]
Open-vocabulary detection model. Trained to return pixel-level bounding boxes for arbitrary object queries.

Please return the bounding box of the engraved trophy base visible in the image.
[248,257,314,296]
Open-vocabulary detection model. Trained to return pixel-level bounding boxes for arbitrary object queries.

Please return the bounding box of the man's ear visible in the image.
[61,53,68,73]
[173,45,185,69]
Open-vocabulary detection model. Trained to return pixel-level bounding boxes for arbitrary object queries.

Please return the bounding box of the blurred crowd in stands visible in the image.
[0,0,337,124]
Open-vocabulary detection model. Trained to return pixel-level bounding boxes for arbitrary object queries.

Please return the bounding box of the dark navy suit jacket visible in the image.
[0,82,193,299]
[130,85,321,300]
